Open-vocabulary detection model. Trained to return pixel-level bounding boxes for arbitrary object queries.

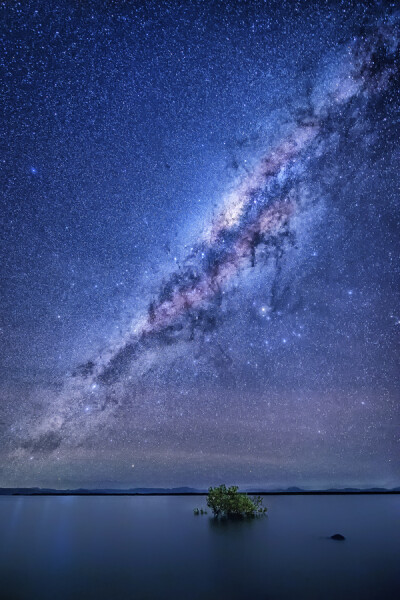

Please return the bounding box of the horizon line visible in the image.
[1,486,399,496]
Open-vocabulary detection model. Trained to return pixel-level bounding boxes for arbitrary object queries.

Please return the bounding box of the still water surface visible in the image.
[0,494,399,599]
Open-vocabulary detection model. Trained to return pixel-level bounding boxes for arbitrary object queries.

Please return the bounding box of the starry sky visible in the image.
[0,0,399,490]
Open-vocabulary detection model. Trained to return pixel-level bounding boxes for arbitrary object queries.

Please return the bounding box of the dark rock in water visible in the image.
[330,533,346,541]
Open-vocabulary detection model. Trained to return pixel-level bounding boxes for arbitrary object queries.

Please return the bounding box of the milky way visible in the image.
[88,18,399,388]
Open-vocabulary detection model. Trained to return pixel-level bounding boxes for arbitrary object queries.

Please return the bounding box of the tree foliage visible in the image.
[206,484,267,518]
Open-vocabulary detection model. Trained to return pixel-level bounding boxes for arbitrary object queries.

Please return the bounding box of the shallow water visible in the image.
[0,494,399,599]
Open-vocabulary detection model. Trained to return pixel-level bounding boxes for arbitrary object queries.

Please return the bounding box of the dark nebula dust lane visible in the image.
[1,2,399,489]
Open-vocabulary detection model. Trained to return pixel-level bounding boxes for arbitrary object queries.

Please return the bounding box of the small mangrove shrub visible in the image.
[206,484,267,518]
[193,508,207,515]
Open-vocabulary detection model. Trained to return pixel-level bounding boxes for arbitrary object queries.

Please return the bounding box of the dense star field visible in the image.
[0,1,399,489]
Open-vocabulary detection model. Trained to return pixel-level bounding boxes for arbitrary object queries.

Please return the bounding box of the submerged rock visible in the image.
[330,533,346,541]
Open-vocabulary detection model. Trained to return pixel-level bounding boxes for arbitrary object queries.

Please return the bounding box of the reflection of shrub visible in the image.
[206,484,267,518]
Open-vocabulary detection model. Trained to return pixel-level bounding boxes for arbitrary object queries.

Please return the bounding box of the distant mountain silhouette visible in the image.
[0,486,399,495]
[0,486,203,495]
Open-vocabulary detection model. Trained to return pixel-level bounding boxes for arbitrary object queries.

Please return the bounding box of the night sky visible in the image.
[1,0,399,489]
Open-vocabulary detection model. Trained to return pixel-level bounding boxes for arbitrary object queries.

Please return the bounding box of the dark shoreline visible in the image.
[2,491,400,496]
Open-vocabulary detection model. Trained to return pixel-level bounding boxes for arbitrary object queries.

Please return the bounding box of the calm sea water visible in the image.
[0,494,399,600]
